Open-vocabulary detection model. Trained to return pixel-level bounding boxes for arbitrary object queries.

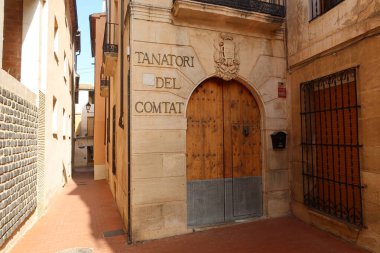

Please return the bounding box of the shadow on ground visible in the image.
[126,216,369,253]
[10,168,370,253]
[67,169,128,252]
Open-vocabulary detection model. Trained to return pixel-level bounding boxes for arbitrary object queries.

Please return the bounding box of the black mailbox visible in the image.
[271,131,287,150]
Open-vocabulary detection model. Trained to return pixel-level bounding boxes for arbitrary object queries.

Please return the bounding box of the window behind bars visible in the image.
[310,0,345,19]
[300,67,363,226]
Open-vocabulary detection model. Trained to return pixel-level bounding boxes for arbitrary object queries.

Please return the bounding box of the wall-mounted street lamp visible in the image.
[85,102,91,113]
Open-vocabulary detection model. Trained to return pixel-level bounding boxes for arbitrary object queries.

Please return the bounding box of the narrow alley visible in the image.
[10,169,128,253]
[1,0,380,252]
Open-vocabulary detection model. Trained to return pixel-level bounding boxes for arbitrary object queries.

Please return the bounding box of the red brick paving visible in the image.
[126,217,369,253]
[10,171,369,253]
[10,170,128,253]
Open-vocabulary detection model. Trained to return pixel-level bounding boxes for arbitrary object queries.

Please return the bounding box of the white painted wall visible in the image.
[80,104,94,137]
[75,90,94,137]
[40,0,48,94]
[21,0,41,94]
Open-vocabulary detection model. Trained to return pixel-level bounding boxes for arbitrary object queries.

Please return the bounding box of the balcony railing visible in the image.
[103,22,118,76]
[100,75,110,97]
[174,0,286,17]
[311,0,344,19]
[103,22,119,54]
[101,77,110,87]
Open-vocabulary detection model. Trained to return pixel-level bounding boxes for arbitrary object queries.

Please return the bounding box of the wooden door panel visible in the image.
[187,78,263,225]
[187,78,225,226]
[223,80,262,218]
[187,78,224,181]
[224,81,261,178]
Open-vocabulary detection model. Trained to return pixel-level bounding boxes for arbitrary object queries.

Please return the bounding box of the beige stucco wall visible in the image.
[93,14,107,180]
[287,0,380,67]
[103,0,130,232]
[41,0,76,211]
[287,1,380,252]
[289,36,380,253]
[126,1,289,241]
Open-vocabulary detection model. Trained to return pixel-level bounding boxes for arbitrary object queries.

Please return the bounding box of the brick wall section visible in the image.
[37,92,45,215]
[0,86,38,247]
[2,0,23,80]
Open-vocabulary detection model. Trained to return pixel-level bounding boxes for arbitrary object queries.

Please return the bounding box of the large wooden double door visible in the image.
[187,78,262,227]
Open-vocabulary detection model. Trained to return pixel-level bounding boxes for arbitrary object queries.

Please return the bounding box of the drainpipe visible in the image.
[119,0,124,128]
[126,1,132,244]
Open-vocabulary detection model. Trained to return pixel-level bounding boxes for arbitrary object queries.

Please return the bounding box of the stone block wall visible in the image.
[0,84,38,247]
[288,36,380,253]
[37,92,45,215]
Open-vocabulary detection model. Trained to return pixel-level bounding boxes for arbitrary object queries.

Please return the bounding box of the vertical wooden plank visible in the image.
[224,80,261,178]
[187,78,224,181]
[223,80,262,218]
[187,78,225,226]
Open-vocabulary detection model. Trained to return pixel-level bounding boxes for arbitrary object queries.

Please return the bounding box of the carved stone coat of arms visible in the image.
[214,33,240,81]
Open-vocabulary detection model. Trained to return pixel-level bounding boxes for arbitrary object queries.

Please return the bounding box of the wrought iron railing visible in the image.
[174,0,286,17]
[101,75,110,88]
[311,0,344,19]
[103,22,119,54]
[300,67,363,226]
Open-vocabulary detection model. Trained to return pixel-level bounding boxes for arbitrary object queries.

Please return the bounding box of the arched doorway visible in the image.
[187,77,262,227]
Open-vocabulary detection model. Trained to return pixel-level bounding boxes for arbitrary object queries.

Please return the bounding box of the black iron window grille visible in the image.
[174,0,286,17]
[310,0,344,19]
[103,22,119,54]
[300,67,363,226]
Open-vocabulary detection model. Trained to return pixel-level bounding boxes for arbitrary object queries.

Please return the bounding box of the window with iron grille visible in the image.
[310,0,344,19]
[300,67,363,226]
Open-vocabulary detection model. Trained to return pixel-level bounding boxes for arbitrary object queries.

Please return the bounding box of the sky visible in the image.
[77,0,103,85]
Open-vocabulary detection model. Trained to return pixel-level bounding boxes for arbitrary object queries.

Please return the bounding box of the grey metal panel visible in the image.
[232,176,263,217]
[187,176,263,227]
[224,178,233,221]
[187,179,225,226]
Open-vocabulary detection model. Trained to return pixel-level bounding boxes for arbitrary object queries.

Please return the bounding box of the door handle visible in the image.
[243,126,249,137]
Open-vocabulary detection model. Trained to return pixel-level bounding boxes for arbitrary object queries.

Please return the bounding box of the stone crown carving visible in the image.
[214,33,240,81]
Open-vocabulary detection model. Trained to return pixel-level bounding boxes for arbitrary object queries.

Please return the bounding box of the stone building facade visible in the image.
[287,1,380,252]
[101,0,289,242]
[97,0,380,252]
[90,13,107,180]
[0,0,80,251]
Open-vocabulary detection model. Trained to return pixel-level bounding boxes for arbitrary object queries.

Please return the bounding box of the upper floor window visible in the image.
[52,96,58,137]
[63,108,66,139]
[54,17,59,61]
[63,51,68,82]
[310,0,344,19]
[87,116,94,137]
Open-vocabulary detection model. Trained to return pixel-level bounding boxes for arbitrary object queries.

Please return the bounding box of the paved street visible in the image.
[10,170,369,253]
[10,170,128,253]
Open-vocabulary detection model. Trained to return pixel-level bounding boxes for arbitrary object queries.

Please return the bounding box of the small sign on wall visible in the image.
[278,82,286,98]
[143,73,156,86]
